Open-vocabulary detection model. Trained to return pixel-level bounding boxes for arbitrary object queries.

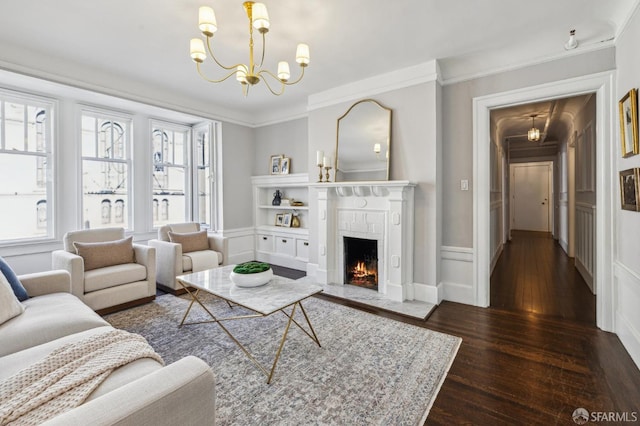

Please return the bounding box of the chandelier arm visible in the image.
[257,71,285,96]
[283,65,306,86]
[259,32,266,68]
[205,37,242,71]
[196,63,241,84]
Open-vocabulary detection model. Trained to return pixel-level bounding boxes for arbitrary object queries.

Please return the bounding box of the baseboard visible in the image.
[440,281,475,305]
[413,282,441,304]
[575,258,594,294]
[440,246,474,305]
[617,312,640,371]
[614,261,640,370]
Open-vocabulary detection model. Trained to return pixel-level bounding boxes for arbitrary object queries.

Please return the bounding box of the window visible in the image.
[193,122,216,229]
[152,121,190,227]
[81,110,132,229]
[0,92,54,241]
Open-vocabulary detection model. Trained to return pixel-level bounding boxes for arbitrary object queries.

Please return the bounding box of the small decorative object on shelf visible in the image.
[275,213,284,226]
[283,213,292,227]
[272,189,282,206]
[230,262,273,288]
[291,200,304,207]
[291,213,300,228]
[316,150,324,182]
[281,157,291,174]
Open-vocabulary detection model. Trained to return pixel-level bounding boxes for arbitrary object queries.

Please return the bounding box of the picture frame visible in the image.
[619,168,640,211]
[618,88,639,158]
[282,212,292,227]
[270,154,283,175]
[281,157,291,175]
[275,213,284,226]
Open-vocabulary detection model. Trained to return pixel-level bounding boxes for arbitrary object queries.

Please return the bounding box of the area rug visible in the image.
[105,294,461,425]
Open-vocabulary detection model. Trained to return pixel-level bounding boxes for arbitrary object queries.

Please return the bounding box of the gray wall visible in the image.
[252,118,308,176]
[220,122,255,230]
[307,82,441,287]
[442,47,616,248]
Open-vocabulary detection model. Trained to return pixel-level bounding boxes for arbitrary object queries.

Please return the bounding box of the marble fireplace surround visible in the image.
[311,181,416,302]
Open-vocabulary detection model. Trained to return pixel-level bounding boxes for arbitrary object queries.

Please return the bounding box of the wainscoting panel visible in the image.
[440,246,474,305]
[490,199,503,274]
[615,262,640,370]
[575,202,595,293]
[222,227,255,265]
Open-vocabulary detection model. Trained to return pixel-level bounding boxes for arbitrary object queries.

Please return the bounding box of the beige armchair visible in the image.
[51,227,156,314]
[148,223,227,295]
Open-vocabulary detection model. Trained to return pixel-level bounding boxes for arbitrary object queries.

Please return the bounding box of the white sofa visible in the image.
[51,227,156,314]
[0,270,216,425]
[148,223,227,295]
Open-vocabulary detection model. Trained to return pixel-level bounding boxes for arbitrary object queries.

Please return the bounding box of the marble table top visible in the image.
[177,265,323,316]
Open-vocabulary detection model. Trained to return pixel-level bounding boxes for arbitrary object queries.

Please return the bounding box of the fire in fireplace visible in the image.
[343,236,378,290]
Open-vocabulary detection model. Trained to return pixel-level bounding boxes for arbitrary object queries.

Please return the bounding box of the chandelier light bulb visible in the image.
[236,65,248,84]
[190,39,206,63]
[277,61,290,81]
[296,43,310,66]
[527,115,540,142]
[251,3,270,33]
[198,6,217,36]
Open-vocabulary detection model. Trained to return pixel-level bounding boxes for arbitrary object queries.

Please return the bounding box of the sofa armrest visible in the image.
[148,239,182,287]
[208,234,228,265]
[51,250,85,299]
[18,270,71,296]
[41,356,215,426]
[133,244,156,292]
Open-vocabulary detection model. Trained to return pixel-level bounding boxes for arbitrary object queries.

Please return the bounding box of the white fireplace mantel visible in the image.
[310,180,416,302]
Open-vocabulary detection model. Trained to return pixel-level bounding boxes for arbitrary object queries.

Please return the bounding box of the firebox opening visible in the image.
[343,236,378,290]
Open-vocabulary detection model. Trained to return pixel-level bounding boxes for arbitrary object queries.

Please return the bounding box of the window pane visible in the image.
[5,102,24,151]
[82,159,128,229]
[81,116,96,157]
[0,153,48,240]
[26,106,46,152]
[152,165,185,227]
[174,131,185,165]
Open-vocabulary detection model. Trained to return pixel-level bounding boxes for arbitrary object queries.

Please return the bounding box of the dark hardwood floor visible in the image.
[312,232,640,424]
[490,230,596,324]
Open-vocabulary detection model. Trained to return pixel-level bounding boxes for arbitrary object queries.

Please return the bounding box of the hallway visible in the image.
[490,230,596,324]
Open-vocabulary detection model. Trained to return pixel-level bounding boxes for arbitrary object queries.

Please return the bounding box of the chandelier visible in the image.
[528,114,540,142]
[189,2,310,96]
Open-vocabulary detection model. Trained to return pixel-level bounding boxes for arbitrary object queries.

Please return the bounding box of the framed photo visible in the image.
[281,157,291,175]
[270,154,283,175]
[275,213,284,226]
[282,212,292,227]
[618,88,639,158]
[619,168,640,211]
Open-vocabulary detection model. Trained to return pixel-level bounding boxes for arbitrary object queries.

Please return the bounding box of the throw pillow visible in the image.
[73,236,135,271]
[0,256,29,301]
[0,269,25,325]
[168,230,209,253]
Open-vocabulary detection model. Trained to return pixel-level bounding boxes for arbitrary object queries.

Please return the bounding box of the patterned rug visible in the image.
[105,293,461,425]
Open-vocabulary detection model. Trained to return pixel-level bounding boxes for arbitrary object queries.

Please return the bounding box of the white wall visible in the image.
[613,5,640,369]
[252,118,308,177]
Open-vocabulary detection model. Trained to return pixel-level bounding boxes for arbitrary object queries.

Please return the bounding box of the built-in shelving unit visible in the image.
[251,173,309,270]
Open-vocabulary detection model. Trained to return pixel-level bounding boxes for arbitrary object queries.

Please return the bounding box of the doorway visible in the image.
[473,72,615,331]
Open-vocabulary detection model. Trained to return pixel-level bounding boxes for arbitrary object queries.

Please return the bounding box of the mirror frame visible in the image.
[335,99,392,182]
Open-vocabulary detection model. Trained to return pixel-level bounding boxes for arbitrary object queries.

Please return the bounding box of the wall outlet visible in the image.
[461,179,469,191]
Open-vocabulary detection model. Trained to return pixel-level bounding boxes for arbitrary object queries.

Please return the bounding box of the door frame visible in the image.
[473,71,615,332]
[510,161,553,232]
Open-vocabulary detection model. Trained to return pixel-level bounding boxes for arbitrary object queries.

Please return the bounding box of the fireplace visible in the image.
[343,236,378,290]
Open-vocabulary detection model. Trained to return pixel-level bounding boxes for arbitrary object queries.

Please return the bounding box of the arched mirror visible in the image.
[335,99,391,181]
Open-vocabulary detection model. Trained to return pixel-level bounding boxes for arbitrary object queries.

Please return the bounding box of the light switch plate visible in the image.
[461,179,469,191]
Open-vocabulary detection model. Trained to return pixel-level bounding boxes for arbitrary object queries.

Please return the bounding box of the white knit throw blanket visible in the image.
[0,329,164,426]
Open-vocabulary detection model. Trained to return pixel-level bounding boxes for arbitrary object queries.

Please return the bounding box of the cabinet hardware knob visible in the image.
[262,237,267,240]
[282,239,287,243]
[303,242,309,246]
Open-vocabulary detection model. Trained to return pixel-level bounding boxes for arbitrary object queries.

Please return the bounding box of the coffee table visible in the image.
[176,265,323,383]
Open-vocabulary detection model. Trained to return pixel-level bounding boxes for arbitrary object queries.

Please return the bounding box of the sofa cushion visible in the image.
[84,263,147,293]
[74,236,135,271]
[0,256,29,301]
[0,326,163,403]
[0,271,25,325]
[182,250,222,272]
[168,230,209,253]
[0,293,109,356]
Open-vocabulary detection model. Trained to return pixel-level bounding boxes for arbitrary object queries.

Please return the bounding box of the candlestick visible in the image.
[317,164,323,182]
[324,166,332,182]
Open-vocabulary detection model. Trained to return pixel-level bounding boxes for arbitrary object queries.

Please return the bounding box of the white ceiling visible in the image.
[0,0,636,124]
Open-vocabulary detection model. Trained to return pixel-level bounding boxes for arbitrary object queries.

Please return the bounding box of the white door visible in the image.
[511,163,551,232]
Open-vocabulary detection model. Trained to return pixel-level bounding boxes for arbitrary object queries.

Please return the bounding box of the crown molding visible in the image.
[616,0,640,39]
[307,60,441,111]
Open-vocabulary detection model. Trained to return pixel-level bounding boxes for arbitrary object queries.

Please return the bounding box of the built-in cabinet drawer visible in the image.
[296,239,309,260]
[257,234,273,252]
[275,236,296,257]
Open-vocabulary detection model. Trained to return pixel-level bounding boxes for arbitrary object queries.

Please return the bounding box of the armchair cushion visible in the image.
[84,264,147,293]
[168,230,209,253]
[0,272,25,325]
[73,236,135,271]
[0,256,29,301]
